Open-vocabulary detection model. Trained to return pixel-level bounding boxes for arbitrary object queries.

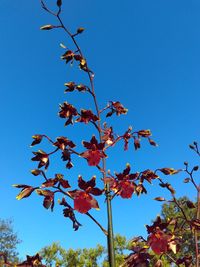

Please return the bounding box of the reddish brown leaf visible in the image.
[16,187,35,200]
[159,168,180,175]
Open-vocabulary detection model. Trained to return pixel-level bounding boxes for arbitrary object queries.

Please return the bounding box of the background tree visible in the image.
[161,196,195,257]
[0,219,20,266]
[147,196,196,267]
[40,242,104,267]
[40,234,129,267]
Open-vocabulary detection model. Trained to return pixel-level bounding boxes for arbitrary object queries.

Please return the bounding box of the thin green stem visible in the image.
[106,183,116,267]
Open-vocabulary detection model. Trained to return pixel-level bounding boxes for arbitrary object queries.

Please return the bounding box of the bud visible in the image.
[183,178,190,183]
[154,197,166,202]
[40,25,54,30]
[31,169,41,176]
[184,161,188,166]
[189,144,195,150]
[77,27,85,34]
[57,0,62,7]
[193,166,199,171]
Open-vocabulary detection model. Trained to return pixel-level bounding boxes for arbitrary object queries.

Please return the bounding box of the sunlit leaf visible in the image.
[16,187,35,200]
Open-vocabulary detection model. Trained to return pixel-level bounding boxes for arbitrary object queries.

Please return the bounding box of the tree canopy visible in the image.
[0,219,20,265]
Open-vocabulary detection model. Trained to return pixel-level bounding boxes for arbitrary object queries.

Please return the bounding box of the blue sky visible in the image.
[0,0,200,260]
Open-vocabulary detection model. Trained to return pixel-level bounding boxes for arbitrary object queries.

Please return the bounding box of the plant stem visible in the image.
[106,183,116,267]
[195,186,200,267]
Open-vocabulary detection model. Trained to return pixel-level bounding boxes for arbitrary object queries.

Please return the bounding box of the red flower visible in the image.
[111,101,128,116]
[81,136,106,166]
[111,164,139,198]
[31,150,49,169]
[53,136,75,150]
[69,190,99,214]
[59,102,78,126]
[112,180,135,198]
[76,109,99,124]
[64,82,87,93]
[61,50,75,63]
[81,149,106,166]
[78,175,103,196]
[147,228,175,255]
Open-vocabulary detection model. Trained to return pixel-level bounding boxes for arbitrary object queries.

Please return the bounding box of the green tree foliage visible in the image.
[0,219,20,266]
[40,234,129,267]
[40,242,104,267]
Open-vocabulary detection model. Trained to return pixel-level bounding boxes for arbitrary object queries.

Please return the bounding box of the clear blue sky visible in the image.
[0,0,200,260]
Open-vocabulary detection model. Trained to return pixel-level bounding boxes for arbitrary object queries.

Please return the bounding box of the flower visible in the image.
[111,101,128,115]
[76,109,99,124]
[31,150,49,169]
[81,136,106,166]
[53,136,75,150]
[58,102,78,125]
[69,190,99,214]
[112,180,135,198]
[148,228,174,255]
